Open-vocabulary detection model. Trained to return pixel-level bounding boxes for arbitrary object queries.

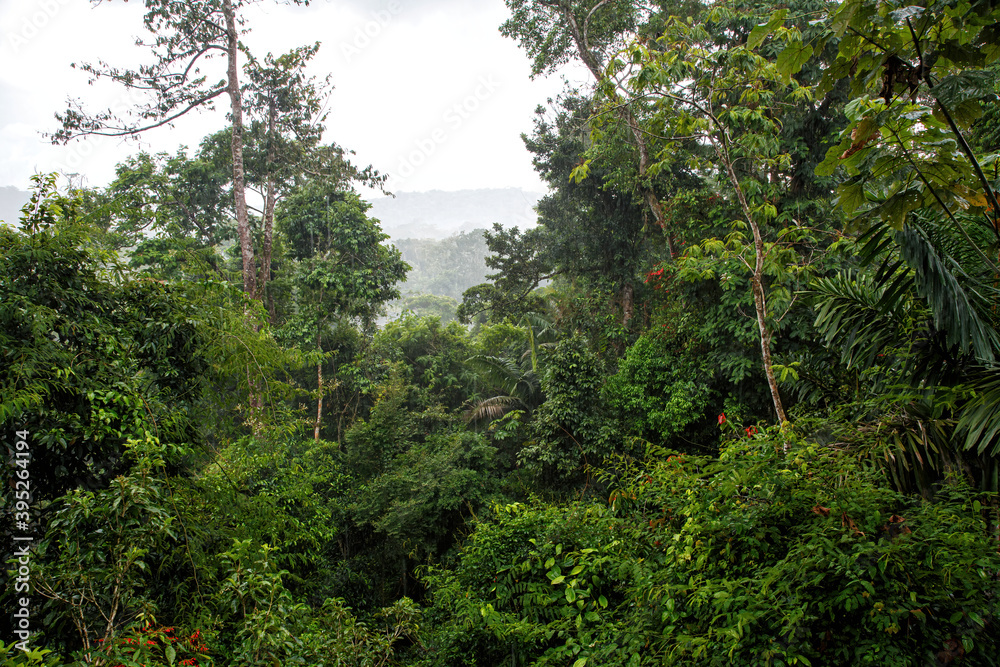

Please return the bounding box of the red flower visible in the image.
[745,426,757,437]
[718,413,726,425]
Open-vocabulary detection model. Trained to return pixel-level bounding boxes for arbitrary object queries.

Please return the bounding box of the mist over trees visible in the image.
[2,0,1000,665]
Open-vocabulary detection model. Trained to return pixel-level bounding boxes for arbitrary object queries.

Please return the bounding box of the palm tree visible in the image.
[811,209,1000,494]
[465,314,557,423]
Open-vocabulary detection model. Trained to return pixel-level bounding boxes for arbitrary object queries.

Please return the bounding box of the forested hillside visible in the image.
[2,0,1000,666]
[386,231,496,323]
[373,189,543,322]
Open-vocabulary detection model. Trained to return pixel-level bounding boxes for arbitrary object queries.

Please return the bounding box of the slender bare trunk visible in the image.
[750,266,787,425]
[258,98,278,302]
[223,0,255,298]
[223,0,264,429]
[315,330,324,442]
[747,218,787,426]
[718,137,788,427]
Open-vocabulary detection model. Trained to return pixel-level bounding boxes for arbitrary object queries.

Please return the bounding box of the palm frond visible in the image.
[520,313,558,373]
[465,394,526,422]
[957,365,1000,456]
[467,354,523,394]
[810,272,916,370]
[896,223,1000,363]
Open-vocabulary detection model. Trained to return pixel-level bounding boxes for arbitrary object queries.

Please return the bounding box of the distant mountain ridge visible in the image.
[3,186,544,241]
[367,187,543,241]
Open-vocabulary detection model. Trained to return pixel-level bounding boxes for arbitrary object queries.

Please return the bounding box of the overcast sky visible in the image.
[1,0,588,196]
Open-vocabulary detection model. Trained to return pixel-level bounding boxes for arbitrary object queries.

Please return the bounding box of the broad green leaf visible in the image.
[777,41,813,79]
[932,71,995,110]
[747,9,788,50]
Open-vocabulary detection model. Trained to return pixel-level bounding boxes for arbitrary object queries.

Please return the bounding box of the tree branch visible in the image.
[583,0,618,54]
[51,88,227,143]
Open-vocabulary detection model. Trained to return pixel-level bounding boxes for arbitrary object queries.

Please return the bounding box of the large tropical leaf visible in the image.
[958,366,1000,456]
[465,352,542,424]
[465,395,528,423]
[810,272,918,370]
[895,223,1000,363]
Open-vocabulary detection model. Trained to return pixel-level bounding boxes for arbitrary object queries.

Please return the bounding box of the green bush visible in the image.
[616,435,1000,665]
[605,325,713,447]
[520,336,620,486]
[0,642,61,667]
[418,431,1000,666]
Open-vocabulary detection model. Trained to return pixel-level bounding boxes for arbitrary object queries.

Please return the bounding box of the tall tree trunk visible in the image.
[621,281,634,327]
[717,136,788,427]
[560,6,669,242]
[223,0,263,429]
[257,97,278,303]
[315,328,324,442]
[223,0,256,298]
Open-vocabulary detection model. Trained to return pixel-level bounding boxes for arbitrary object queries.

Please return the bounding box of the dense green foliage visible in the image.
[3,0,1000,664]
[420,437,1000,665]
